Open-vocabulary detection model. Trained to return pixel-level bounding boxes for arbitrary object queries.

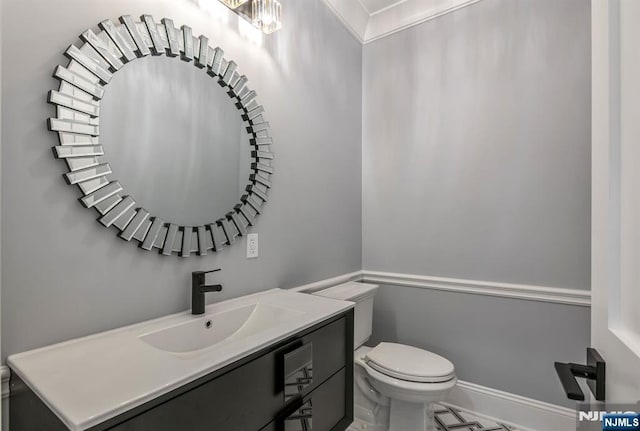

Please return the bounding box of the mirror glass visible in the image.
[100,55,251,226]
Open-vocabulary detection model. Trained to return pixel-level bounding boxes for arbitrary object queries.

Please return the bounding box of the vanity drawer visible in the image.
[105,313,350,431]
[260,368,350,431]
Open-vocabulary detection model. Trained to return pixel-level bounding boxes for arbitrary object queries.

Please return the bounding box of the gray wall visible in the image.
[363,0,591,290]
[1,0,362,360]
[362,0,591,408]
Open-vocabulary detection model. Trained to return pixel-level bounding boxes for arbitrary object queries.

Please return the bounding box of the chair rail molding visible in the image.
[361,270,591,307]
[322,0,487,43]
[290,271,363,293]
[291,270,591,307]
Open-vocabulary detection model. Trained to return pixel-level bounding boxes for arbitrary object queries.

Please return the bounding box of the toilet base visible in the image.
[388,399,436,431]
[353,396,438,431]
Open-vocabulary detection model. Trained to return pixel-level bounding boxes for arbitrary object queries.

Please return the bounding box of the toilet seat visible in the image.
[362,360,457,392]
[364,342,455,383]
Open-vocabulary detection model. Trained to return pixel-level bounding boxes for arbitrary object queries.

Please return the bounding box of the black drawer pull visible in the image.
[283,343,313,402]
[285,377,312,387]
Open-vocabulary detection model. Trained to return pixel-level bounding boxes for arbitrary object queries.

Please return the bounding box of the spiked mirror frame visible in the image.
[47,14,273,257]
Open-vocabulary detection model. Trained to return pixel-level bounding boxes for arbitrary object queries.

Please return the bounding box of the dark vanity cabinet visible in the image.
[10,310,354,431]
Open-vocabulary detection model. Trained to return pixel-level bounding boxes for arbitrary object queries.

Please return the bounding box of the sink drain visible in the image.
[205,320,213,329]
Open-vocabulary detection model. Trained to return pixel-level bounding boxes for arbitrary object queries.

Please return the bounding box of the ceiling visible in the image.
[323,0,486,43]
[358,0,406,15]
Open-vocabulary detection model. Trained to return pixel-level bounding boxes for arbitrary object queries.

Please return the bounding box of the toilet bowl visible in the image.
[353,343,456,431]
[314,282,457,431]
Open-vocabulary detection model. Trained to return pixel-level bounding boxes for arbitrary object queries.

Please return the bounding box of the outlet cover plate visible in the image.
[247,233,258,258]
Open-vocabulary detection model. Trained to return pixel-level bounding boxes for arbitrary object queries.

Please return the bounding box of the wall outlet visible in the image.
[246,233,259,258]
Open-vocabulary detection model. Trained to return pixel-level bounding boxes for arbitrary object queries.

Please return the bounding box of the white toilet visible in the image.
[314,282,457,431]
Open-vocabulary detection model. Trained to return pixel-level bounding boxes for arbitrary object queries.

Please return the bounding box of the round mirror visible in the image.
[100,55,252,227]
[47,14,273,257]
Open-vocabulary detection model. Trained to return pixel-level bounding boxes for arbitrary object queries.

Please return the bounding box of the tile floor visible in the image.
[434,404,516,431]
[347,403,517,431]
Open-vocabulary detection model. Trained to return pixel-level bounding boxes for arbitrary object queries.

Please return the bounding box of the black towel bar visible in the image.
[554,347,606,401]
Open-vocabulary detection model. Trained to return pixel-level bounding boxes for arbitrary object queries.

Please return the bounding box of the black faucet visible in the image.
[192,269,223,315]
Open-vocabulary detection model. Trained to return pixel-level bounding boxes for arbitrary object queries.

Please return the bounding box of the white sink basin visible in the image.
[140,303,304,354]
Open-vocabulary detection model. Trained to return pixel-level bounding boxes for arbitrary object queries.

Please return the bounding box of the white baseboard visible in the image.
[446,380,576,431]
[1,367,7,431]
[1,366,9,400]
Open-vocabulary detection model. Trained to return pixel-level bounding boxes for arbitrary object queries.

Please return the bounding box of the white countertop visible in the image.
[7,288,353,431]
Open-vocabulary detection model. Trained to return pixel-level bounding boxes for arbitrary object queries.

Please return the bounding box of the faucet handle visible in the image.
[193,268,221,276]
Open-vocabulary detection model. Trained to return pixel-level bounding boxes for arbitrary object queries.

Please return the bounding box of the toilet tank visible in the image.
[313,282,378,349]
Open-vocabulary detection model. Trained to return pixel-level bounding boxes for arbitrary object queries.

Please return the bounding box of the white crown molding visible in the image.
[322,0,487,44]
[365,0,485,43]
[447,380,576,431]
[321,0,369,42]
[362,270,592,306]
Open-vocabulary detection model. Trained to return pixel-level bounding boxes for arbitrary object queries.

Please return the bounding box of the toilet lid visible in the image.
[365,343,455,383]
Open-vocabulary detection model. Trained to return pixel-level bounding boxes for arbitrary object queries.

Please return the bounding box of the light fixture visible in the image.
[218,0,249,9]
[251,0,282,34]
[217,0,282,34]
